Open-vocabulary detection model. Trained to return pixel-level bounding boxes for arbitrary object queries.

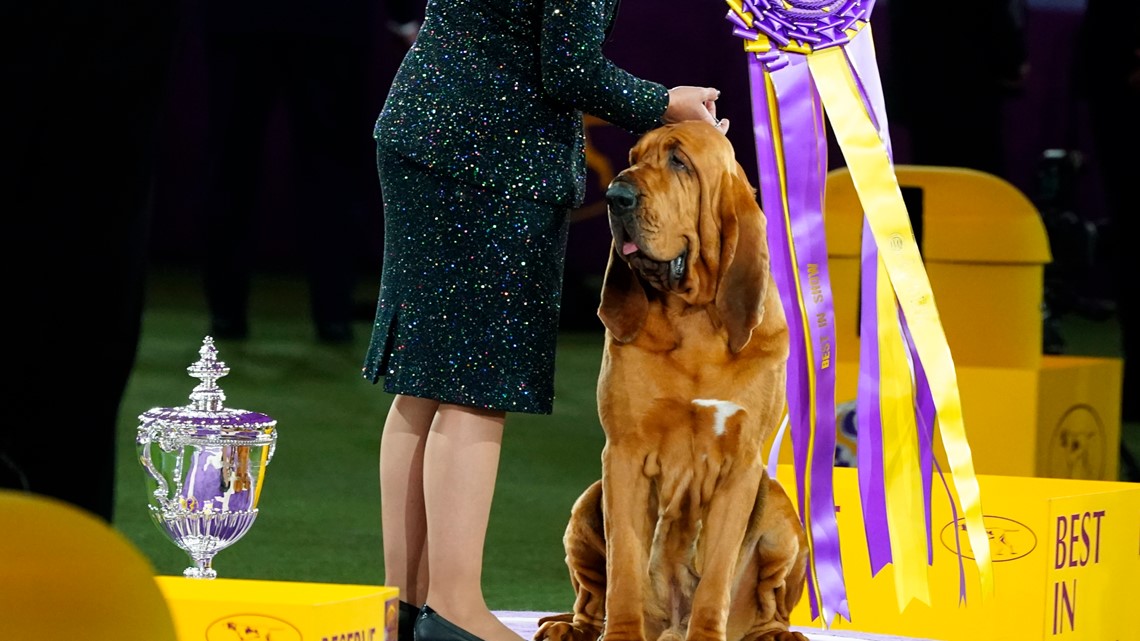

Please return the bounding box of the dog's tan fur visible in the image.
[535,122,808,641]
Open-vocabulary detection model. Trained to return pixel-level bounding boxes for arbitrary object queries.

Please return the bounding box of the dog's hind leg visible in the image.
[535,481,607,641]
[739,476,808,641]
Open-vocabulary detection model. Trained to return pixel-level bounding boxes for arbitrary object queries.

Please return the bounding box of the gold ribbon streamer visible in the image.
[876,259,930,608]
[805,46,994,601]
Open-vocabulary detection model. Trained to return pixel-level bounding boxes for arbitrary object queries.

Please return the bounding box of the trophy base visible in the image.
[184,565,218,580]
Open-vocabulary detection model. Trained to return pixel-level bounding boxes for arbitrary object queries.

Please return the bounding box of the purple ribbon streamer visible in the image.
[772,60,850,625]
[855,224,891,573]
[749,55,817,618]
[927,434,968,603]
[848,25,897,576]
[844,26,891,156]
[750,53,850,625]
[749,55,818,619]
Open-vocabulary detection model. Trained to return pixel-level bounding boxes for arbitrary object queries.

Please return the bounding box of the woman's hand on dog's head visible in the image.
[665,86,729,134]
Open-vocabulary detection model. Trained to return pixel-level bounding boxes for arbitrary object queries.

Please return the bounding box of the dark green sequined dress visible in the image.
[362,0,669,414]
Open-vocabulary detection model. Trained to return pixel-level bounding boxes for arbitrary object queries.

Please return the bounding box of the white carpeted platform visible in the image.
[493,612,941,641]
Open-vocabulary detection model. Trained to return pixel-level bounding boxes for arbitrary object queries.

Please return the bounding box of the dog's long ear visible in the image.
[715,165,769,353]
[598,242,648,342]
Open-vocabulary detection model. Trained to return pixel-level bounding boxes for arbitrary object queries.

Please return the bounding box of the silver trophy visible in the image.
[137,336,277,579]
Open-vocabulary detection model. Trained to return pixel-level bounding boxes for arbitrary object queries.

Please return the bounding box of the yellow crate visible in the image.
[824,165,1052,371]
[1034,356,1123,480]
[156,576,398,641]
[778,465,1139,641]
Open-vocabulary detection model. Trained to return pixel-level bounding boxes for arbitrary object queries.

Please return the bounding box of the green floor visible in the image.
[112,264,1137,613]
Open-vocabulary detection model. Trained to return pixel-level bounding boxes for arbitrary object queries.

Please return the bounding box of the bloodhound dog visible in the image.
[535,121,808,641]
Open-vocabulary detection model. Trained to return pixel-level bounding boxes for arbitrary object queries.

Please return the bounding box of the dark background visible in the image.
[145,0,1105,288]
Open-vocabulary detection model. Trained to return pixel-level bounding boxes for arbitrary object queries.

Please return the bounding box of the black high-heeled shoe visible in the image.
[398,600,422,641]
[414,604,489,641]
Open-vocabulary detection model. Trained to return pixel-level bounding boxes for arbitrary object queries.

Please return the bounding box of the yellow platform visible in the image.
[156,576,398,641]
[778,465,1139,641]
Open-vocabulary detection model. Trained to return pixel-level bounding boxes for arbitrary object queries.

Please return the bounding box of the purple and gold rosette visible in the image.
[724,0,994,625]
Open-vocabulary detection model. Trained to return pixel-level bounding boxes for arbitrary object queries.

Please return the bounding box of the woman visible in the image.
[361,0,729,640]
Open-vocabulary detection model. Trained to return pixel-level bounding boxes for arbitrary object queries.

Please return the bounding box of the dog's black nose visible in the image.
[605,182,639,216]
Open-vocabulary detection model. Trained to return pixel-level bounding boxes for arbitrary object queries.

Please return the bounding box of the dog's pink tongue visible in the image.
[622,241,639,256]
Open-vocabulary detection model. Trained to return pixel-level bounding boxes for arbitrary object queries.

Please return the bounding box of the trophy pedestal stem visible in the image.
[184,557,218,580]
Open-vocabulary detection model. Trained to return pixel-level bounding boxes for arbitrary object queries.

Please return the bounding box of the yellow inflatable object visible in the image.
[0,490,177,641]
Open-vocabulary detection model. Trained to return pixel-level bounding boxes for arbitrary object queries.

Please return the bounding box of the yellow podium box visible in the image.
[156,576,398,641]
[813,166,1123,481]
[778,465,1140,641]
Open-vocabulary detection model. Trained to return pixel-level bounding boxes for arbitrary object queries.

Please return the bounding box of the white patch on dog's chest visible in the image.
[692,399,742,436]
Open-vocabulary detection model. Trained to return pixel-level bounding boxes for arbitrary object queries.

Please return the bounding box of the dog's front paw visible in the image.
[534,614,602,641]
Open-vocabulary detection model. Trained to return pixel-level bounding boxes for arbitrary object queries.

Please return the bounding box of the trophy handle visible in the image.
[137,426,171,501]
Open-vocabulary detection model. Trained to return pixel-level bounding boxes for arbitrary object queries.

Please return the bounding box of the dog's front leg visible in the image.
[602,444,655,641]
[686,465,764,641]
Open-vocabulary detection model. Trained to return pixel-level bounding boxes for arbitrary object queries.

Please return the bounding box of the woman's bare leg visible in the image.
[423,403,523,641]
[380,393,438,606]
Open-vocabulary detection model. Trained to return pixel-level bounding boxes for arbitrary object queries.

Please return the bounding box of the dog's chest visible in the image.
[601,350,769,459]
[632,393,762,489]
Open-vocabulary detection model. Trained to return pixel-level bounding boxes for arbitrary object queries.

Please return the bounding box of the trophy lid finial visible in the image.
[187,336,230,412]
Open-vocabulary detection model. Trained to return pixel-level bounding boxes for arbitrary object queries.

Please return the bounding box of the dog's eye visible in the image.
[669,150,689,172]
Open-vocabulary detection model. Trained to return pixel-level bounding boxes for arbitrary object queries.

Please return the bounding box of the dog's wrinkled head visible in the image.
[598,121,770,353]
